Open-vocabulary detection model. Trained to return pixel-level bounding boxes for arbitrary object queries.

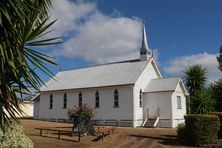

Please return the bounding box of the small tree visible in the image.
[217,45,222,71]
[193,88,215,114]
[211,79,222,111]
[67,104,95,133]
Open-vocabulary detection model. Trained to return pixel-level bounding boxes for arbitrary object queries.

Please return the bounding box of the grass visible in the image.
[21,119,185,148]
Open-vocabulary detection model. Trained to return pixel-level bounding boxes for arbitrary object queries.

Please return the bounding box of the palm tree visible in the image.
[0,0,60,129]
[183,65,208,114]
[183,65,207,96]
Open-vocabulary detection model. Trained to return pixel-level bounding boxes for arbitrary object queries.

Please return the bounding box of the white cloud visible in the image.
[49,0,97,37]
[49,0,144,63]
[164,52,222,82]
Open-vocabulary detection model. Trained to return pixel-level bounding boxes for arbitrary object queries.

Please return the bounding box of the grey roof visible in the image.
[144,77,181,93]
[40,60,150,92]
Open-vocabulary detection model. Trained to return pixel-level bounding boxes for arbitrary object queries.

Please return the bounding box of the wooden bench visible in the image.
[35,127,82,142]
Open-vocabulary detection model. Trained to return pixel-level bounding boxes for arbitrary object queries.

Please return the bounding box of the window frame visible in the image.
[95,91,100,108]
[139,89,143,107]
[79,92,82,107]
[177,96,182,109]
[63,93,67,109]
[114,89,119,108]
[49,94,53,109]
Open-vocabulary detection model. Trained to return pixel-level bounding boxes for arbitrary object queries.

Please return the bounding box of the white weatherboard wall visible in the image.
[20,101,34,117]
[143,92,173,127]
[171,83,187,128]
[133,60,160,127]
[33,101,40,119]
[38,85,134,121]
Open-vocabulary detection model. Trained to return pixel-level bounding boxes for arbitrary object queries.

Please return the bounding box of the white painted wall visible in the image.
[11,101,34,117]
[20,101,34,117]
[143,92,173,127]
[133,60,160,127]
[34,100,40,119]
[171,82,187,128]
[38,85,134,121]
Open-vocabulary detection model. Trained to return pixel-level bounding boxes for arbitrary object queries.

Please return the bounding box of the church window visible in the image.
[79,92,82,107]
[63,93,67,109]
[114,89,119,108]
[49,94,53,109]
[177,96,182,109]
[139,89,143,107]
[95,91,99,108]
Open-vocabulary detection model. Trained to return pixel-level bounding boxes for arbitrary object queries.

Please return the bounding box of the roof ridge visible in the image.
[151,77,181,80]
[60,58,144,72]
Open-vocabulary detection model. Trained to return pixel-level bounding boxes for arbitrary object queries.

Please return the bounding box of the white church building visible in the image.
[33,26,188,128]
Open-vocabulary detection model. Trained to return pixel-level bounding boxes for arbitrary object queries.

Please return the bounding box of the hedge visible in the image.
[209,112,222,138]
[177,124,188,144]
[177,114,220,146]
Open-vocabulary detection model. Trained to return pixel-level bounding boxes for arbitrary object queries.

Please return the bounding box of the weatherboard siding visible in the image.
[143,92,173,127]
[171,83,186,128]
[133,60,160,127]
[38,85,134,121]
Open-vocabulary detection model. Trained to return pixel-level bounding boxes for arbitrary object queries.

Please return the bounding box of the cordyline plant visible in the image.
[0,0,60,130]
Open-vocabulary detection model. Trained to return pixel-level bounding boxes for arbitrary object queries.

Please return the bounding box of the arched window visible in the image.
[49,94,53,109]
[79,92,82,107]
[63,93,67,109]
[95,91,99,108]
[114,89,119,108]
[139,89,143,107]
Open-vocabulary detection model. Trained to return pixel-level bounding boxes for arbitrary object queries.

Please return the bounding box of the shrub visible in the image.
[183,114,220,146]
[0,124,33,148]
[67,104,95,121]
[209,112,222,138]
[67,104,95,132]
[177,124,189,144]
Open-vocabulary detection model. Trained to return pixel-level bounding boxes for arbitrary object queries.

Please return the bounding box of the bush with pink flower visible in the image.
[67,104,95,132]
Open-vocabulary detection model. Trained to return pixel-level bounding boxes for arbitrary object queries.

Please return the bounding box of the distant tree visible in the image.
[217,46,222,71]
[183,65,214,114]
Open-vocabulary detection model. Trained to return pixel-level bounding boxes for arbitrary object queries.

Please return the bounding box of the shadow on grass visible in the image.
[92,136,102,142]
[130,134,184,146]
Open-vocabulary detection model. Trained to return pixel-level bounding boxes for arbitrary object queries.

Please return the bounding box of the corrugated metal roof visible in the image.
[40,60,150,92]
[144,77,181,93]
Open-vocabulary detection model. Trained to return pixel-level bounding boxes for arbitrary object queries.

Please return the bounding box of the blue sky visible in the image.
[38,0,222,83]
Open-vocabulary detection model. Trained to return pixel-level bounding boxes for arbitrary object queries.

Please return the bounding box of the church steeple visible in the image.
[140,23,152,61]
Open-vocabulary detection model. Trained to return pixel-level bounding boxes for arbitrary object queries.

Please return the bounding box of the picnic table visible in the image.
[35,127,82,142]
[35,126,115,142]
